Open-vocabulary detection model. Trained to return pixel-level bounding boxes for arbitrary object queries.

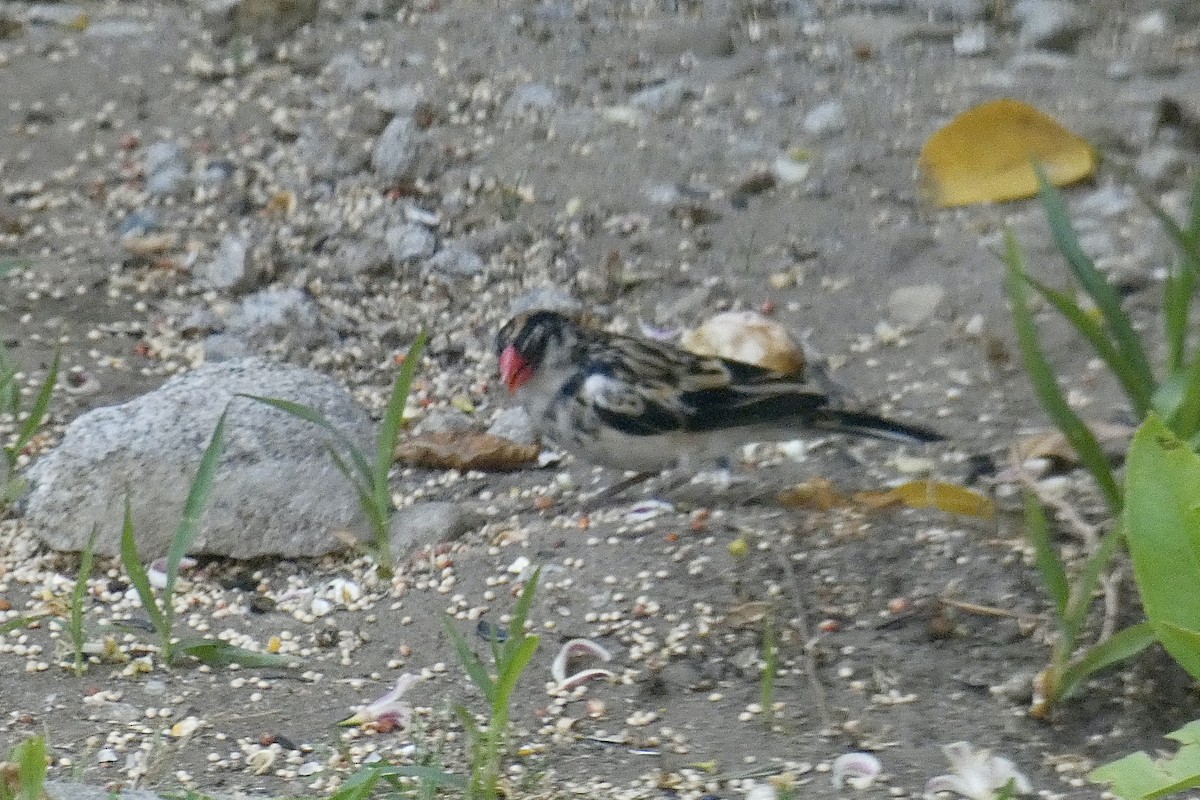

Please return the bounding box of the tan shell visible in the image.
[680,311,806,375]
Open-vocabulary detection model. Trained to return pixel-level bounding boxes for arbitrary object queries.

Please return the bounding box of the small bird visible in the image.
[495,310,943,478]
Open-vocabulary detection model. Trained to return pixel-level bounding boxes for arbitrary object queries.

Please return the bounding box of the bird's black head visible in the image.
[496,310,576,393]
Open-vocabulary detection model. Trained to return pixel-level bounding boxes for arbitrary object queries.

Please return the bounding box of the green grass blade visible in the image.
[15,735,47,800]
[1056,621,1156,701]
[11,351,58,456]
[1063,523,1126,651]
[1164,270,1194,375]
[1187,171,1200,241]
[493,634,539,708]
[325,445,378,528]
[119,495,167,639]
[373,764,467,790]
[239,394,374,483]
[70,526,99,675]
[1034,165,1155,391]
[1005,230,1122,512]
[444,618,495,699]
[375,332,427,499]
[1025,275,1152,415]
[175,637,300,668]
[1023,492,1070,625]
[0,614,48,635]
[502,567,540,665]
[165,411,227,605]
[1170,356,1200,440]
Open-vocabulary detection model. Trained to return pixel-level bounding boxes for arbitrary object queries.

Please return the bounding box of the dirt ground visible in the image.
[2,0,1200,797]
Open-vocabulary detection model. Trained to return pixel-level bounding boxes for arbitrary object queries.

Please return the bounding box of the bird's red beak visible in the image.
[499,345,533,393]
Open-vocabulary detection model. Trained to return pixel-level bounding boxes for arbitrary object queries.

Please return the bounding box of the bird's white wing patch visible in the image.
[582,373,645,415]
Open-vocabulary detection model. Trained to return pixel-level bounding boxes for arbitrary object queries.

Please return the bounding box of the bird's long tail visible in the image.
[815,409,945,444]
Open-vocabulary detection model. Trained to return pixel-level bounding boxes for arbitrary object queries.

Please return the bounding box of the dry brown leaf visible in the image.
[918,98,1096,208]
[777,477,848,511]
[723,600,772,629]
[394,432,540,472]
[852,488,905,511]
[855,480,995,519]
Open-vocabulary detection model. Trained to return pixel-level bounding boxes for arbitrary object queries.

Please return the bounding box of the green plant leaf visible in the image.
[376,333,427,495]
[1169,357,1200,440]
[493,634,539,708]
[1004,230,1122,511]
[1024,275,1152,416]
[502,567,540,666]
[119,495,167,640]
[0,615,47,635]
[1033,164,1155,392]
[10,351,58,458]
[71,527,99,675]
[1091,719,1200,800]
[1056,622,1157,701]
[1023,492,1069,622]
[13,735,47,800]
[445,618,495,699]
[175,637,301,668]
[166,410,227,604]
[1124,415,1200,680]
[240,394,374,483]
[1062,524,1126,657]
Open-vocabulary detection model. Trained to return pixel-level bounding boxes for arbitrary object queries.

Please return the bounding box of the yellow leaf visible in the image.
[884,480,995,519]
[918,98,1096,208]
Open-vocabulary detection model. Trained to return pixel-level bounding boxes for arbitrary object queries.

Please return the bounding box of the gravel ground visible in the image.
[2,0,1200,797]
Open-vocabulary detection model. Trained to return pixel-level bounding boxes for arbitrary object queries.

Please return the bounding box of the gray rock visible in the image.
[510,287,582,315]
[327,52,377,93]
[422,246,485,278]
[24,359,374,559]
[413,409,474,435]
[646,21,735,57]
[631,79,690,116]
[803,100,847,138]
[198,235,249,290]
[145,141,184,176]
[1136,144,1188,189]
[203,333,253,362]
[1077,185,1133,218]
[372,115,421,182]
[374,84,427,115]
[913,0,986,20]
[330,238,391,277]
[144,141,189,197]
[85,19,149,37]
[487,406,536,445]
[223,287,334,359]
[389,502,481,558]
[386,223,437,264]
[1106,60,1134,81]
[228,287,319,334]
[1015,0,1091,51]
[503,83,560,117]
[23,4,88,25]
[887,284,945,327]
[953,24,990,56]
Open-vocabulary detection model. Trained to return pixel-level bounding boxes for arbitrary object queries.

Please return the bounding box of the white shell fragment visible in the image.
[832,751,882,789]
[681,311,806,375]
[552,637,615,689]
[746,784,778,800]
